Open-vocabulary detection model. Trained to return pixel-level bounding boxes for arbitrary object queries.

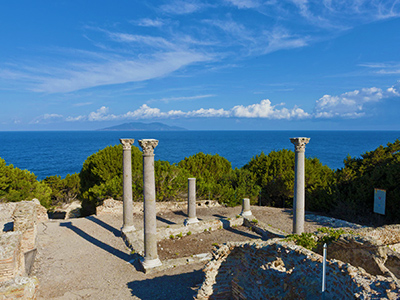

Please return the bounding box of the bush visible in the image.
[79,144,143,215]
[178,152,233,201]
[244,149,334,208]
[42,173,80,207]
[0,157,52,207]
[333,139,400,223]
[155,161,187,201]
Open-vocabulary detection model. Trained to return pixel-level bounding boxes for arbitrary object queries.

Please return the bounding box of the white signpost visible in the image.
[373,188,386,215]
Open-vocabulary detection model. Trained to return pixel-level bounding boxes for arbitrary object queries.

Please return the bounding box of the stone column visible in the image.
[290,137,310,234]
[138,139,162,270]
[240,198,252,218]
[185,178,199,225]
[120,139,136,234]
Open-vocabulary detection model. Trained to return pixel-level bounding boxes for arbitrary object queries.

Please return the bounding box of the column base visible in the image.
[140,257,162,272]
[184,217,199,226]
[240,211,253,218]
[121,225,136,234]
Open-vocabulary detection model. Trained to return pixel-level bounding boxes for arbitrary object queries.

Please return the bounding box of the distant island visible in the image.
[99,122,187,131]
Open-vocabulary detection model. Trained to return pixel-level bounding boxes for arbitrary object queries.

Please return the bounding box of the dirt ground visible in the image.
[32,206,339,300]
[158,225,261,260]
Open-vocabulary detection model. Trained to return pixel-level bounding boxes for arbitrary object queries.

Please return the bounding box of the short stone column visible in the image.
[185,178,199,225]
[290,137,310,234]
[240,198,252,218]
[138,139,162,270]
[120,139,136,234]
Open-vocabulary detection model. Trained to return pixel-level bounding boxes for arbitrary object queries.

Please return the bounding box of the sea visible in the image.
[0,131,399,180]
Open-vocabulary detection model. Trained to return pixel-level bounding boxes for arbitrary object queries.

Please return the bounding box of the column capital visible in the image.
[139,139,159,156]
[290,137,310,152]
[119,138,135,150]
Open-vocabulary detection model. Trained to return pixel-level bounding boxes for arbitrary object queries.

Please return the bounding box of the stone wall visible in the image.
[196,240,399,299]
[0,201,41,300]
[124,217,243,256]
[96,198,221,216]
[327,233,400,284]
[356,225,400,253]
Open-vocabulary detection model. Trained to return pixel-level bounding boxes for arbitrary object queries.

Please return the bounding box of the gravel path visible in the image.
[33,216,204,300]
[33,206,360,299]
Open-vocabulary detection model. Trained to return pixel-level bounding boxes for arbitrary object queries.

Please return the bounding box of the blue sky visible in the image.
[1,0,400,130]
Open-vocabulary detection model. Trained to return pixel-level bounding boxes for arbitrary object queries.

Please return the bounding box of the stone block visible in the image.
[0,232,24,283]
[0,276,39,300]
[13,202,37,253]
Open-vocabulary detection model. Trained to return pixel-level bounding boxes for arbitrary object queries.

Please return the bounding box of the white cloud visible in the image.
[32,51,211,93]
[260,27,309,54]
[150,94,215,103]
[359,62,400,75]
[88,106,118,121]
[314,85,399,118]
[137,18,165,27]
[160,0,205,14]
[66,99,309,122]
[232,99,310,119]
[107,32,176,50]
[73,102,93,107]
[30,113,64,124]
[224,0,261,9]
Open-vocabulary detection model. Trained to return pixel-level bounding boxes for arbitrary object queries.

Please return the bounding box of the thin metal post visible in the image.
[322,243,327,299]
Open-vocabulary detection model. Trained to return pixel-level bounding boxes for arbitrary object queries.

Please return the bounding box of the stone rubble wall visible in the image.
[12,202,38,254]
[124,217,243,256]
[196,240,400,300]
[0,200,42,300]
[328,233,400,284]
[0,233,24,283]
[355,225,400,253]
[96,198,221,216]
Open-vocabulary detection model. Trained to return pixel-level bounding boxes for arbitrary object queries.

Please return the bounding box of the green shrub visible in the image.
[244,149,334,209]
[0,158,51,207]
[42,173,80,207]
[285,232,318,250]
[79,144,143,215]
[332,139,400,223]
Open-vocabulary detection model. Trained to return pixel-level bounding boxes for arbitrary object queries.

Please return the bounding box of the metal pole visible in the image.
[322,243,327,299]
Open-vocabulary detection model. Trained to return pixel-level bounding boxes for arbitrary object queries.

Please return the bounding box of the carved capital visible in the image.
[119,139,135,150]
[138,139,159,156]
[290,137,310,152]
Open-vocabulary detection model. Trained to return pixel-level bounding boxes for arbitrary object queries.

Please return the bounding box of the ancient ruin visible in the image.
[185,178,199,225]
[120,138,136,234]
[138,139,162,271]
[290,137,310,234]
[0,201,42,299]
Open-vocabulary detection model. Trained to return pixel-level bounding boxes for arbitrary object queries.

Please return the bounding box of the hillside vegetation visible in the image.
[1,139,399,224]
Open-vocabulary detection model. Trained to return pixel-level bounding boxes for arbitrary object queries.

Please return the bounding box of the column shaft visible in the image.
[290,137,310,234]
[120,139,135,233]
[139,139,162,270]
[185,178,199,225]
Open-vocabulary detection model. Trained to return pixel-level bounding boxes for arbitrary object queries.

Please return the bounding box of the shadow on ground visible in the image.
[86,215,121,237]
[59,221,142,271]
[219,218,262,240]
[128,270,204,300]
[156,216,176,225]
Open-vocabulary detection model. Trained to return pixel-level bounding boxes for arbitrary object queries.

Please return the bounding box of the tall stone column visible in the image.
[120,139,135,234]
[290,137,310,234]
[138,139,162,270]
[185,178,199,225]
